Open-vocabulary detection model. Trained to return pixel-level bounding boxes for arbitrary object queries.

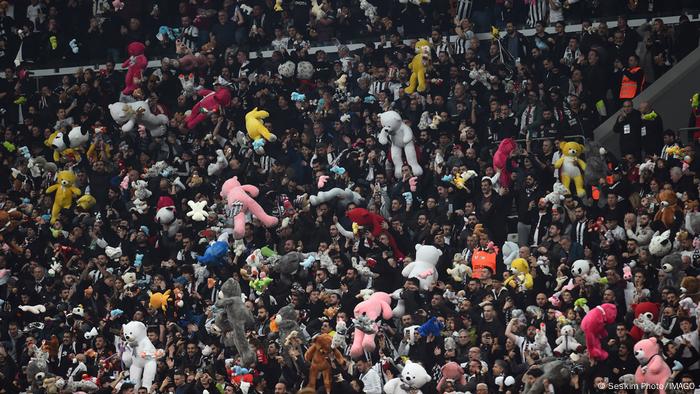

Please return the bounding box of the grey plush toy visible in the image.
[213,278,256,366]
[522,355,590,394]
[584,141,607,189]
[26,345,49,392]
[659,253,685,288]
[275,305,305,346]
[271,251,306,286]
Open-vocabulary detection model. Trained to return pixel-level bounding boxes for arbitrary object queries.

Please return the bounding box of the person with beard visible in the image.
[527,107,562,139]
[613,100,642,159]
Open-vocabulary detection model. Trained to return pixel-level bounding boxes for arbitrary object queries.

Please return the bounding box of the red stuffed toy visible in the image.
[630,302,660,341]
[122,42,148,96]
[580,303,617,361]
[346,208,404,259]
[185,87,232,129]
[492,138,517,189]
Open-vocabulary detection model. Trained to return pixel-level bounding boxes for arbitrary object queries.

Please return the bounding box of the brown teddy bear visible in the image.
[655,190,680,229]
[304,334,345,394]
[681,276,700,303]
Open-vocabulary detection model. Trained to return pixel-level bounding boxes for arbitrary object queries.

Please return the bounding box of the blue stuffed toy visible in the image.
[134,254,144,268]
[300,255,315,269]
[197,241,229,266]
[330,166,346,175]
[291,92,306,101]
[417,317,444,337]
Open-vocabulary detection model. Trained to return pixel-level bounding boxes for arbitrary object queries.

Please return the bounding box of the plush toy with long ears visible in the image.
[220,176,278,239]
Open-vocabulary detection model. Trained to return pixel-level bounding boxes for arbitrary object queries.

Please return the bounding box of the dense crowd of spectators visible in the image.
[1,0,700,394]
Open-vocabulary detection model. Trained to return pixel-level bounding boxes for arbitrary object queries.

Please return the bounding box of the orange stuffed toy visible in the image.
[304,334,345,394]
[655,190,680,229]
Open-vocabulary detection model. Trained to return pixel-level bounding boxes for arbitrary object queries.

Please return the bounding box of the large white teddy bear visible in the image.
[402,244,442,291]
[383,360,431,394]
[109,101,169,137]
[121,321,162,390]
[378,110,423,179]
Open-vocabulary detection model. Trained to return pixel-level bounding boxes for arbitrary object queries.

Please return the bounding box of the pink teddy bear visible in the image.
[580,303,617,361]
[350,292,393,358]
[634,337,671,394]
[185,87,232,129]
[220,176,278,239]
[122,42,147,96]
[492,138,517,189]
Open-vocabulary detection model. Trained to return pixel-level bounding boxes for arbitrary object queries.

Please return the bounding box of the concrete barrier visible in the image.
[593,45,700,155]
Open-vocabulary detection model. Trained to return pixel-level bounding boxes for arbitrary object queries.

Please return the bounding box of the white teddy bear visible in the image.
[207,149,228,176]
[131,180,152,200]
[383,360,431,394]
[544,182,569,205]
[121,321,162,390]
[186,200,209,222]
[109,101,169,137]
[378,111,423,179]
[553,325,581,355]
[402,244,442,291]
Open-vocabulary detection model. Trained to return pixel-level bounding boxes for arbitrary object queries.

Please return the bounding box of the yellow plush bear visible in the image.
[405,39,431,94]
[46,170,81,224]
[245,107,277,153]
[554,141,587,198]
[503,258,533,290]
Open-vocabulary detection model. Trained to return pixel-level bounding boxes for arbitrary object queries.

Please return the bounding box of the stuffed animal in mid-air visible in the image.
[305,334,345,394]
[405,39,431,94]
[580,303,617,361]
[109,101,168,137]
[245,107,277,154]
[46,170,81,224]
[554,141,587,198]
[185,87,232,129]
[493,138,517,189]
[122,42,148,96]
[220,176,278,239]
[378,110,422,179]
[212,279,256,366]
[46,126,89,161]
[121,321,163,390]
[350,292,392,358]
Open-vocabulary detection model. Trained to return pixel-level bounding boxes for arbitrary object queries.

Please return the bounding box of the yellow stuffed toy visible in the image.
[76,194,96,211]
[503,258,533,290]
[245,107,277,154]
[149,290,172,312]
[405,39,432,94]
[46,170,81,224]
[554,141,587,198]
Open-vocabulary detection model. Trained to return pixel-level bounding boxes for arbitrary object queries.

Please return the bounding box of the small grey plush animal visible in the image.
[275,305,304,346]
[214,279,256,366]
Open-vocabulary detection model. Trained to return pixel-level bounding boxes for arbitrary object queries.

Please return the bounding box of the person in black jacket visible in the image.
[639,101,664,157]
[613,100,642,159]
